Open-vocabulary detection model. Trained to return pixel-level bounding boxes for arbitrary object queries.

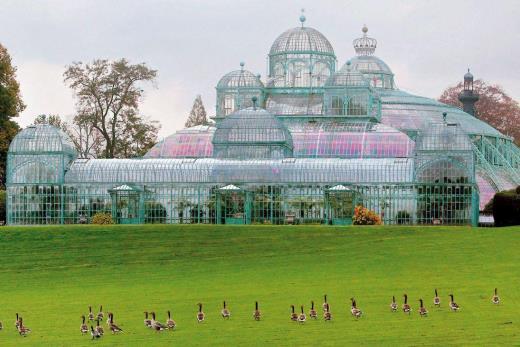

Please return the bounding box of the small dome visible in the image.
[270,26,335,56]
[217,68,263,89]
[145,125,215,158]
[325,61,370,87]
[213,106,293,159]
[464,69,473,80]
[348,55,393,75]
[9,124,77,157]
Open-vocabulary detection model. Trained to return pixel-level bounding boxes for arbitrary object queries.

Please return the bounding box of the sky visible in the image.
[1,0,519,138]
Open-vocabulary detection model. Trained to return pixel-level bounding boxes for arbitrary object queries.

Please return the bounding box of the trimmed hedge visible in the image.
[492,186,520,227]
[91,212,114,225]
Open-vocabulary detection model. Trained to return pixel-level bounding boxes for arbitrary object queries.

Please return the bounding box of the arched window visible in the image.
[224,95,234,115]
[347,95,367,116]
[311,62,330,87]
[288,61,310,87]
[330,96,344,115]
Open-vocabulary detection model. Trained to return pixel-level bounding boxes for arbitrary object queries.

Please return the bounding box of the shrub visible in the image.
[91,212,114,225]
[145,201,167,224]
[492,186,520,227]
[396,210,411,224]
[353,205,382,225]
[0,190,6,223]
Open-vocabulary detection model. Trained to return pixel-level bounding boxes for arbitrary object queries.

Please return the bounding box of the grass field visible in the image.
[0,225,518,346]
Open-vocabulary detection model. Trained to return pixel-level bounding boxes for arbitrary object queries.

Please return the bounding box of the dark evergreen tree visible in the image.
[185,95,209,128]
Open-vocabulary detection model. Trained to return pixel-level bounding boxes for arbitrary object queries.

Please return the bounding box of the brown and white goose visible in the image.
[15,313,20,330]
[390,296,398,312]
[492,288,500,304]
[90,325,101,340]
[0,320,3,331]
[309,301,317,319]
[418,299,428,317]
[253,301,261,321]
[17,317,31,336]
[322,295,328,312]
[97,305,104,321]
[323,303,332,321]
[221,301,230,319]
[144,311,152,328]
[449,294,460,311]
[433,289,441,307]
[197,303,205,323]
[88,306,95,321]
[80,315,88,334]
[95,319,104,336]
[108,313,123,333]
[350,298,362,318]
[290,305,298,321]
[150,312,167,331]
[298,305,307,323]
[402,294,411,314]
[166,311,176,330]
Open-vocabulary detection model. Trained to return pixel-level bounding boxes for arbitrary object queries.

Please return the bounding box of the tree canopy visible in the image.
[64,58,160,158]
[185,95,209,128]
[439,80,520,145]
[0,43,24,186]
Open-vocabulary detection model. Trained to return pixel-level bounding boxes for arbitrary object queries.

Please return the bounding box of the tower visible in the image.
[458,69,479,117]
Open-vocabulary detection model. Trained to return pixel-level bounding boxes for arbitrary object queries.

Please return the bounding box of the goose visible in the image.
[309,301,317,319]
[390,296,398,312]
[322,295,328,312]
[221,301,230,319]
[144,311,152,328]
[449,294,460,311]
[253,301,261,321]
[418,299,428,316]
[323,303,332,321]
[197,303,205,322]
[80,315,88,334]
[298,305,307,323]
[95,319,104,336]
[150,312,167,331]
[433,289,441,307]
[17,317,31,336]
[15,313,20,330]
[108,313,123,333]
[290,305,298,321]
[0,321,3,331]
[97,305,104,321]
[492,288,500,305]
[90,325,101,340]
[402,294,411,314]
[166,310,176,329]
[350,298,362,318]
[88,306,94,321]
[106,312,112,327]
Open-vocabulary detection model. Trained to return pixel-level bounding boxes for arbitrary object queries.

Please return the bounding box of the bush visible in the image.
[353,205,382,225]
[91,212,114,225]
[492,186,520,227]
[396,210,411,224]
[145,201,167,224]
[0,190,6,223]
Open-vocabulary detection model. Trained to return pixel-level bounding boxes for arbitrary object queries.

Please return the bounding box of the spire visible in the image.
[299,8,306,27]
[353,25,377,56]
[458,68,479,117]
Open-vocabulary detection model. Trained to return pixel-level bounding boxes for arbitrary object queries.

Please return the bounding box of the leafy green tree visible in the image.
[0,43,25,187]
[64,59,159,158]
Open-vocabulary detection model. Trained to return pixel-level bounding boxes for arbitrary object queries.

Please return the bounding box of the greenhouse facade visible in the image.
[6,19,520,226]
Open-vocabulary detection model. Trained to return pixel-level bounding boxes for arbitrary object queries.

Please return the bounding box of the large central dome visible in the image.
[270,26,335,56]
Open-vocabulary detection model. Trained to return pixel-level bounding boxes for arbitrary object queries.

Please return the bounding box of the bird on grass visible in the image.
[97,305,104,321]
[17,317,31,336]
[449,294,460,311]
[166,310,176,330]
[253,301,261,321]
[403,294,411,314]
[108,313,123,334]
[197,303,205,323]
[350,298,362,319]
[95,319,104,336]
[0,320,3,331]
[88,306,95,321]
[298,305,307,323]
[492,288,500,305]
[80,315,88,334]
[290,305,298,321]
[433,289,441,307]
[151,312,167,331]
[390,296,398,312]
[309,301,317,319]
[90,325,101,340]
[323,303,332,321]
[144,312,152,328]
[418,299,428,317]
[322,295,328,312]
[15,313,20,330]
[221,301,230,319]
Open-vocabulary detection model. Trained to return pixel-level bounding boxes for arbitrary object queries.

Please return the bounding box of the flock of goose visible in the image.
[0,288,501,340]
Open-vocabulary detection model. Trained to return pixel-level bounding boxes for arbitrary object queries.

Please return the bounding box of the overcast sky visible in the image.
[1,0,519,137]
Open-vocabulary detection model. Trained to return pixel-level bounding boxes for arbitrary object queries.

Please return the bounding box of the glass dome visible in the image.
[348,56,395,89]
[212,106,293,159]
[9,124,77,156]
[145,125,215,158]
[270,26,335,56]
[325,62,369,88]
[217,68,263,89]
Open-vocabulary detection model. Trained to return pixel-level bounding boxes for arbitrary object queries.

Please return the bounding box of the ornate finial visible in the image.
[252,96,258,110]
[442,112,447,123]
[299,8,306,27]
[353,25,377,56]
[240,61,245,70]
[346,60,352,71]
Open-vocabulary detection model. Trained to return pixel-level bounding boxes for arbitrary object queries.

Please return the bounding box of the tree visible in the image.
[439,80,520,145]
[185,95,209,128]
[0,43,25,187]
[64,59,160,158]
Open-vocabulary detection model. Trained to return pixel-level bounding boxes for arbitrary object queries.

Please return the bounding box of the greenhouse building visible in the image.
[6,18,520,226]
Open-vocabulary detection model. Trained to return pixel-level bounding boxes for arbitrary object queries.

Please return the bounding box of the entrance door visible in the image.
[109,185,143,224]
[217,185,251,224]
[326,185,356,225]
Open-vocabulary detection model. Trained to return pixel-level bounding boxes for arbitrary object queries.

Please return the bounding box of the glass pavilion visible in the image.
[6,18,520,226]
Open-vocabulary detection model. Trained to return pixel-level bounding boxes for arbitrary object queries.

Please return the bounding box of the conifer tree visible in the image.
[185,95,209,127]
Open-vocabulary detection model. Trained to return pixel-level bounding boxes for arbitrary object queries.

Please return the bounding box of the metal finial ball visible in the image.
[300,15,306,23]
[252,96,258,103]
[240,61,245,67]
[362,25,368,33]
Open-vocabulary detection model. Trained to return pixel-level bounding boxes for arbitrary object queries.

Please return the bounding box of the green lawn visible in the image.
[0,225,518,346]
